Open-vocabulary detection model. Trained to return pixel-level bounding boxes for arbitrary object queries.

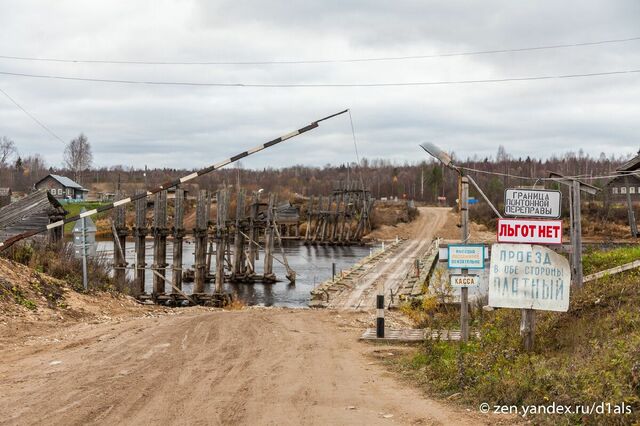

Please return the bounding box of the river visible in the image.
[96,240,373,307]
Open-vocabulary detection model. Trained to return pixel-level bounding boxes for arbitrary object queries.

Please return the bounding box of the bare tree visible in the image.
[64,133,93,183]
[0,136,17,168]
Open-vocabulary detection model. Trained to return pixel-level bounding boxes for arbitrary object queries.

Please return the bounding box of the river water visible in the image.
[96,240,373,307]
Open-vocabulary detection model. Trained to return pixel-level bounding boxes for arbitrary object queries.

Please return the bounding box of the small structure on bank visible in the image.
[303,182,373,245]
[0,189,67,244]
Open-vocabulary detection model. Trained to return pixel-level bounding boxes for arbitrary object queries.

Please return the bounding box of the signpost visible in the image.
[450,274,479,287]
[504,189,561,218]
[495,184,575,351]
[497,218,563,245]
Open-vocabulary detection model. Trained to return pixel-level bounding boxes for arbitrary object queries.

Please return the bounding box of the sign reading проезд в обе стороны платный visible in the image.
[504,188,561,219]
[488,243,570,312]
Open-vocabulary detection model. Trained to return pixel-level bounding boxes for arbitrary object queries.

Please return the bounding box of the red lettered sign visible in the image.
[497,218,563,245]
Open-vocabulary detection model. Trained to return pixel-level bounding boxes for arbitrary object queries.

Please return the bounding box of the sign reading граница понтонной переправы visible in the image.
[504,189,562,219]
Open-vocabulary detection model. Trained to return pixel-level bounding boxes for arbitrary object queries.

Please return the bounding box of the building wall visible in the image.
[35,176,79,199]
[607,176,640,199]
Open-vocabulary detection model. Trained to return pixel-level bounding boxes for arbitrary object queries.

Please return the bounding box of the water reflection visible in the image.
[97,240,372,307]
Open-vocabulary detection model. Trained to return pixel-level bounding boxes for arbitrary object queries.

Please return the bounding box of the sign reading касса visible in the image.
[504,189,561,219]
[488,243,570,312]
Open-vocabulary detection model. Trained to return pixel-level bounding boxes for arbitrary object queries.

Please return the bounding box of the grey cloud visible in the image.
[0,1,639,170]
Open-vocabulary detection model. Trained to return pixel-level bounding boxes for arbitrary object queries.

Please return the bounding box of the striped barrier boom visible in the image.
[0,109,349,251]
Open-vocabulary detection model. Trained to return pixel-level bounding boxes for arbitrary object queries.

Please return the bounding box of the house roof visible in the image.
[0,190,66,239]
[36,174,88,191]
[616,151,640,172]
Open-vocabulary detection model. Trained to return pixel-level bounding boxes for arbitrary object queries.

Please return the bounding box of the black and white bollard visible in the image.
[376,294,385,338]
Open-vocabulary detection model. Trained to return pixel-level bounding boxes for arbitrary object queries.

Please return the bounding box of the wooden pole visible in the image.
[247,193,259,274]
[133,189,147,296]
[312,196,323,243]
[460,175,469,343]
[152,190,168,296]
[194,190,209,294]
[172,188,185,293]
[330,193,339,242]
[571,180,583,288]
[215,189,228,292]
[113,190,128,292]
[304,195,313,241]
[233,189,246,277]
[625,176,638,237]
[263,193,275,280]
[521,308,536,351]
[319,195,328,242]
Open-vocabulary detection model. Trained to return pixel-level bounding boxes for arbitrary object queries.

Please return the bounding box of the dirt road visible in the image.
[0,309,488,426]
[329,207,449,310]
[0,207,495,425]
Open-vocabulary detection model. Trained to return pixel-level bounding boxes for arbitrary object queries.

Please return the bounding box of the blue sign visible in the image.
[447,244,485,269]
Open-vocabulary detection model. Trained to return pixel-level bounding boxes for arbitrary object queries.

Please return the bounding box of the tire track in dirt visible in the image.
[0,309,492,425]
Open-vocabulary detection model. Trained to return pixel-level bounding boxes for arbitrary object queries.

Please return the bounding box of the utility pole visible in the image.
[549,172,600,289]
[460,175,469,343]
[624,175,638,237]
[571,180,583,288]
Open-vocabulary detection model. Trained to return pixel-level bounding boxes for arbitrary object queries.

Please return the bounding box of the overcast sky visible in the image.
[0,1,639,170]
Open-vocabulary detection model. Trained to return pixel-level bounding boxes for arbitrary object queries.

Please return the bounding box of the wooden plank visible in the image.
[584,259,640,282]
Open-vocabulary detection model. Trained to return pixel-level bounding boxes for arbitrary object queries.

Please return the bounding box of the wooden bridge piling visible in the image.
[193,189,209,294]
[113,190,128,291]
[263,193,276,281]
[172,188,185,293]
[133,189,148,296]
[152,190,169,296]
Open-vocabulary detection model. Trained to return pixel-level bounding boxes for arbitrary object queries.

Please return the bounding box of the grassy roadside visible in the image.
[62,202,109,234]
[393,247,640,425]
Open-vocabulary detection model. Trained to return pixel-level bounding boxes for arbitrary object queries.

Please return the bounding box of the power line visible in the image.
[1,36,639,65]
[0,86,66,144]
[0,68,639,88]
[460,165,632,182]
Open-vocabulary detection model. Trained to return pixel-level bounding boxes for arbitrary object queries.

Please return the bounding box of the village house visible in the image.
[34,174,89,200]
[606,150,640,201]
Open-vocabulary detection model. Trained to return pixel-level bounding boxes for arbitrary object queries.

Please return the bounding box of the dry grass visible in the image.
[394,248,640,425]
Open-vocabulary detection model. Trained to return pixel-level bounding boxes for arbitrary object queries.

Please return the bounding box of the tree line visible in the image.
[0,137,634,206]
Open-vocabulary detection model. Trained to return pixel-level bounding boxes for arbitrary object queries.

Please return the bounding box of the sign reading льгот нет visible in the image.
[504,188,561,219]
[488,243,570,312]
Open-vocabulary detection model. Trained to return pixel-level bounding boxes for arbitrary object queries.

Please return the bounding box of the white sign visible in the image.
[450,274,480,287]
[447,245,485,269]
[497,218,563,245]
[504,189,562,219]
[488,243,570,312]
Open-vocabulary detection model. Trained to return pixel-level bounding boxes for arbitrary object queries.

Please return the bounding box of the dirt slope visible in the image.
[0,308,489,426]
